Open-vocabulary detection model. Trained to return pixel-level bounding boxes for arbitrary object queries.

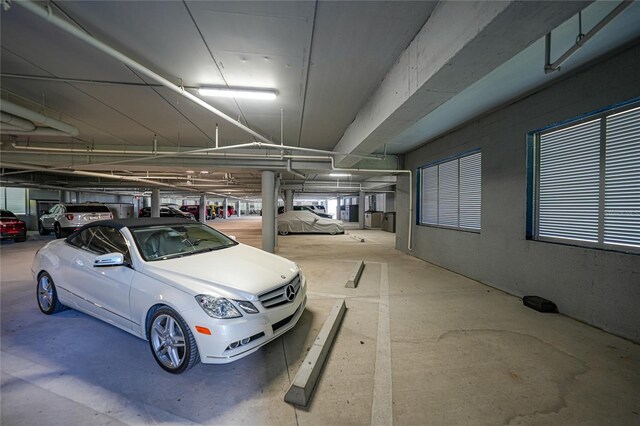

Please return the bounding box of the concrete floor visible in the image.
[1,216,639,425]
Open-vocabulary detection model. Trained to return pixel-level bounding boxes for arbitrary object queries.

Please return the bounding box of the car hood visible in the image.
[141,243,298,300]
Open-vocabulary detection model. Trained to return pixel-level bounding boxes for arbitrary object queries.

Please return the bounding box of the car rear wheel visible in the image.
[14,233,27,242]
[38,221,50,236]
[37,272,66,315]
[149,307,199,374]
[54,222,63,239]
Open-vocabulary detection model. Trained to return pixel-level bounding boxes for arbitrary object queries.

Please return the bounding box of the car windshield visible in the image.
[130,223,237,261]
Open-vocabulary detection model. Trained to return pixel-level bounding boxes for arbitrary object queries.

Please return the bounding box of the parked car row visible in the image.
[139,206,195,220]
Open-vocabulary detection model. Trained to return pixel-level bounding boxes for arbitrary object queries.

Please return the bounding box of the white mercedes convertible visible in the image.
[32,218,307,374]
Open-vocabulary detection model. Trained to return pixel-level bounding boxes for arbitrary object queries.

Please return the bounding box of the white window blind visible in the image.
[604,106,640,248]
[459,153,482,229]
[2,187,27,214]
[538,119,601,242]
[438,160,459,227]
[422,166,438,225]
[420,151,481,230]
[534,102,640,251]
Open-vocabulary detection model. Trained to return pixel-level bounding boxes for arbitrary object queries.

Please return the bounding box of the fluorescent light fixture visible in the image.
[186,170,195,174]
[198,87,277,100]
[330,173,351,177]
[200,171,209,174]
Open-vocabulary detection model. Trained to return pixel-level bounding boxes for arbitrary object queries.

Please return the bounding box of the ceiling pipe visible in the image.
[10,139,382,172]
[1,111,36,131]
[13,0,271,145]
[544,1,633,73]
[287,159,306,179]
[328,156,413,251]
[0,98,79,136]
[1,127,80,136]
[0,161,250,200]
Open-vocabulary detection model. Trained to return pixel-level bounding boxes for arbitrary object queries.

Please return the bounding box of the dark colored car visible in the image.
[180,205,213,220]
[1,210,27,242]
[138,206,195,220]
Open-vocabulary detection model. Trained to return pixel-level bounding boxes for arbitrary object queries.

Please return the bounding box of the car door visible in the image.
[64,226,135,330]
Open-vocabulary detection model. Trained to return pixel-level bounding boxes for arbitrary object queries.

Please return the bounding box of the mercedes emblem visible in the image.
[285,284,296,302]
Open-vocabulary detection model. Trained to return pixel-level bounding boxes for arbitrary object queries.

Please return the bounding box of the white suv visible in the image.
[39,203,113,238]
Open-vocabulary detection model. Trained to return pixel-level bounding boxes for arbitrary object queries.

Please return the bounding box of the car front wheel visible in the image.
[37,272,66,314]
[148,307,199,374]
[38,221,50,235]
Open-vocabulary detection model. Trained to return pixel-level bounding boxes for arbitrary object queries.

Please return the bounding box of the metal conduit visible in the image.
[13,1,272,145]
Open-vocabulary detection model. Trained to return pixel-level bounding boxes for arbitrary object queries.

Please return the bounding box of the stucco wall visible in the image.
[396,43,640,342]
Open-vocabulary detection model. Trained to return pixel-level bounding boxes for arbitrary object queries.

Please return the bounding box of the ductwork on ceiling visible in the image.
[0,98,79,137]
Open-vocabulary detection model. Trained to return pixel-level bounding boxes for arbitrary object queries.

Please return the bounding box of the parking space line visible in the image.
[371,262,393,426]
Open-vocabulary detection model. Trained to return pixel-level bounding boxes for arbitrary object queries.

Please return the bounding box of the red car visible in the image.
[1,210,27,242]
[215,205,236,217]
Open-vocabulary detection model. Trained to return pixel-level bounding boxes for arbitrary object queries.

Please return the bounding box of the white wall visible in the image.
[396,44,640,342]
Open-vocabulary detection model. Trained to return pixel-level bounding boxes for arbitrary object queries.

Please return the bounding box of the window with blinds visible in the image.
[419,151,481,231]
[0,187,27,214]
[533,103,640,251]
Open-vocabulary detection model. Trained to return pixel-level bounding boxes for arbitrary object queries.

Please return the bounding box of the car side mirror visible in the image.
[94,252,125,267]
[228,235,237,241]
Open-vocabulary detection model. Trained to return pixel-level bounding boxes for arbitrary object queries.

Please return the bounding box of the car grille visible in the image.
[258,274,301,309]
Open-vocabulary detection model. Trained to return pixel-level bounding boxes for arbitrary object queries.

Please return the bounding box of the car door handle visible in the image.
[75,259,84,267]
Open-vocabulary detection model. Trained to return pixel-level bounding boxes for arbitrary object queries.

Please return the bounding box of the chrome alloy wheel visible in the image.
[150,314,187,369]
[38,274,53,311]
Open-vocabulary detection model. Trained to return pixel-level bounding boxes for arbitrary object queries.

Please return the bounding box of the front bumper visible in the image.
[183,280,307,364]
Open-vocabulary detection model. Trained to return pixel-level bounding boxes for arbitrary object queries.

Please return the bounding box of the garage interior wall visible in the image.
[396,43,640,343]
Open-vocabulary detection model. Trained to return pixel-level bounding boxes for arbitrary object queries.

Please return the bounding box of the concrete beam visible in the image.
[284,299,347,407]
[333,1,590,166]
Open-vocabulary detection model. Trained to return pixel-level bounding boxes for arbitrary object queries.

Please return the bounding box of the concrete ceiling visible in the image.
[1,0,638,198]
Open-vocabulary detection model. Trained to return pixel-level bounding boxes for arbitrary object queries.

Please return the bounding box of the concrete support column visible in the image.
[237,201,242,217]
[358,191,365,230]
[199,194,206,224]
[386,192,396,212]
[262,170,275,253]
[151,189,160,218]
[285,189,294,212]
[336,196,342,220]
[223,198,228,219]
[58,190,71,203]
[274,175,280,248]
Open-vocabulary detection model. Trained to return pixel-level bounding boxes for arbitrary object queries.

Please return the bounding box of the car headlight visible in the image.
[236,300,259,314]
[195,295,242,319]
